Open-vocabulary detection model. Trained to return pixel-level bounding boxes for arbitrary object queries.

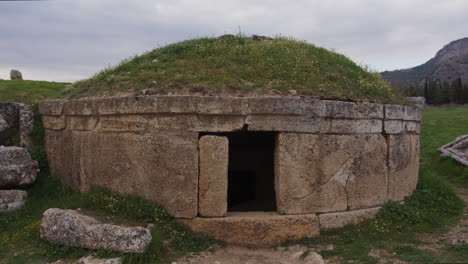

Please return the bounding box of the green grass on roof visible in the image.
[64,35,401,103]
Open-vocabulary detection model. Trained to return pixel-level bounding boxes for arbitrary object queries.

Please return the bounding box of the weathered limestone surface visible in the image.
[438,135,468,166]
[45,130,199,218]
[0,146,39,187]
[19,104,34,147]
[276,134,388,214]
[39,96,392,134]
[0,190,28,213]
[38,95,422,223]
[319,207,381,229]
[40,209,152,253]
[181,212,320,247]
[199,136,228,217]
[388,134,420,201]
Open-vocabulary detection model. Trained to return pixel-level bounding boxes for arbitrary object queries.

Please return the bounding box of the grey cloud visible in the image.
[0,0,467,81]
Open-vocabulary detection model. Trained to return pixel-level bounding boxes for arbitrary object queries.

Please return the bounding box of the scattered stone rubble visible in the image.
[438,135,468,166]
[0,146,39,187]
[0,102,37,213]
[0,190,27,213]
[40,208,152,253]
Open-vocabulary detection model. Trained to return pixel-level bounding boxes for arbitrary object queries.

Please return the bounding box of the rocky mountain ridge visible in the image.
[382,37,468,87]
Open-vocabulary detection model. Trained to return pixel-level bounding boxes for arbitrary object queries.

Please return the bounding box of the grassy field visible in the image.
[0,79,68,104]
[64,35,401,103]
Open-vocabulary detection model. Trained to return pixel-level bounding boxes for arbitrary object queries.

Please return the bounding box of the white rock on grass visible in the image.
[0,190,27,213]
[304,252,325,264]
[40,208,152,253]
[0,146,39,187]
[77,256,122,264]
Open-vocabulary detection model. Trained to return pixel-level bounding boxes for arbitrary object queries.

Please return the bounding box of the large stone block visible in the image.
[44,129,199,218]
[153,114,245,132]
[275,134,388,214]
[180,212,319,248]
[385,104,404,120]
[388,134,420,201]
[246,115,330,133]
[40,209,151,253]
[198,136,228,217]
[42,115,66,130]
[0,146,39,187]
[78,131,199,218]
[329,119,382,134]
[318,207,381,229]
[44,130,82,189]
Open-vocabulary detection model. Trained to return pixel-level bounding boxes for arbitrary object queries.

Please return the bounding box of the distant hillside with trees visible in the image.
[382,37,468,105]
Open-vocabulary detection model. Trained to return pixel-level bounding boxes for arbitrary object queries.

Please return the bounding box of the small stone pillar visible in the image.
[198,135,228,217]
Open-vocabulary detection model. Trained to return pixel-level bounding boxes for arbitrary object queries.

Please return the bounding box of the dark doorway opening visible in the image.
[225,132,277,212]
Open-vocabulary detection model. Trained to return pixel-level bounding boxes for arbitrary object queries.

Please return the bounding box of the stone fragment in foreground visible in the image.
[0,146,39,187]
[0,190,27,213]
[40,208,152,253]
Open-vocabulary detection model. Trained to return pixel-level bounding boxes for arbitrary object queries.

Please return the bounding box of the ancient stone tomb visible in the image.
[39,95,421,247]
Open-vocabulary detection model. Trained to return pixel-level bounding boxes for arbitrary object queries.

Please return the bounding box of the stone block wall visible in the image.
[39,95,421,220]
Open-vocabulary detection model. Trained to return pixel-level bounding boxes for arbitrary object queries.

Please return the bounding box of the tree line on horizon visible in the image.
[396,77,468,105]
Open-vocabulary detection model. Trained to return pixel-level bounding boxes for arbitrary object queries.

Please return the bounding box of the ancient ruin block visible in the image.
[80,131,199,218]
[385,104,405,120]
[388,134,420,201]
[275,133,388,214]
[384,120,404,134]
[0,146,39,187]
[181,212,319,248]
[67,116,100,131]
[404,105,422,121]
[38,95,422,244]
[97,115,149,132]
[199,136,228,217]
[330,119,382,134]
[41,115,65,130]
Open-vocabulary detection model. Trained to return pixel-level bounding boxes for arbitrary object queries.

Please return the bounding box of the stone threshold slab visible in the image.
[180,212,319,248]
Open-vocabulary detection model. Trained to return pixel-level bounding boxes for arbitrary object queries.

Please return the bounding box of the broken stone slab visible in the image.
[438,135,468,166]
[0,190,27,213]
[0,146,39,187]
[318,207,381,229]
[40,208,152,253]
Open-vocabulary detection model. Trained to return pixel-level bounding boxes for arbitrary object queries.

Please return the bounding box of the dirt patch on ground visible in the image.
[178,245,329,264]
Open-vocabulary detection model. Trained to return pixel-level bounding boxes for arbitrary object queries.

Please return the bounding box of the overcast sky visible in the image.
[0,0,467,82]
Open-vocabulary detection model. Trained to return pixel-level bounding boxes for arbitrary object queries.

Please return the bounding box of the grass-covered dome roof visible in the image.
[64,35,400,103]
